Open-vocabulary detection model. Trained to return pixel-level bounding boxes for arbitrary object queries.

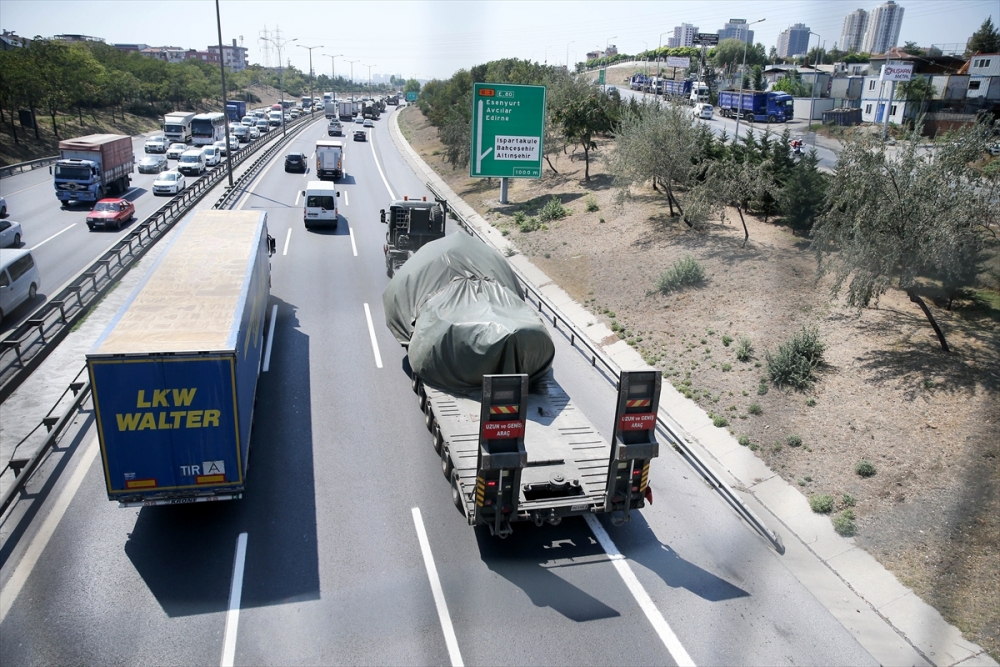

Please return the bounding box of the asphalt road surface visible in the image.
[0,108,876,666]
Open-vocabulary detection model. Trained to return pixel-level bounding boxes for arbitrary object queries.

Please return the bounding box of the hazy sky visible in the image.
[1,0,995,80]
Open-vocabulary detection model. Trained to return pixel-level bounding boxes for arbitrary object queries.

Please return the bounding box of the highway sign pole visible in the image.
[469,83,547,203]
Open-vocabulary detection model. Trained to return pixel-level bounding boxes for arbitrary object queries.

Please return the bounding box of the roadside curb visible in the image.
[387,106,997,667]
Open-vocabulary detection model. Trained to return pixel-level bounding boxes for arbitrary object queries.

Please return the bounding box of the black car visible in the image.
[284,152,307,173]
[353,130,366,142]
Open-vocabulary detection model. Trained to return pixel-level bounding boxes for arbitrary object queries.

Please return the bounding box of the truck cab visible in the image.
[381,197,447,277]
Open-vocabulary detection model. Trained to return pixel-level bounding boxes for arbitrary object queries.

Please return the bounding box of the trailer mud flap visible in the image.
[605,370,661,526]
[473,374,528,538]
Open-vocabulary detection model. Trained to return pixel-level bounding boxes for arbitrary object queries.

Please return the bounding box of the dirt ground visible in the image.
[399,105,1000,659]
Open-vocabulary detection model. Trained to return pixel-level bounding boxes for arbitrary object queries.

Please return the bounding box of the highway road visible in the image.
[0,108,876,665]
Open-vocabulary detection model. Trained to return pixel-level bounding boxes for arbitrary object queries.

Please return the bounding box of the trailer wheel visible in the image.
[411,374,420,394]
[451,472,465,516]
[432,424,443,454]
[425,411,435,433]
[441,446,453,479]
[418,390,428,413]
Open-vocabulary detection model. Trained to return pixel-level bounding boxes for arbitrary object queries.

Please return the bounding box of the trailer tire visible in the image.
[451,472,465,516]
[432,424,443,454]
[419,390,428,414]
[425,411,435,433]
[441,446,453,479]
[411,374,420,394]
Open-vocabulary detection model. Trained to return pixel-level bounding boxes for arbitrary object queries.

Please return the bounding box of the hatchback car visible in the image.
[166,143,187,160]
[284,152,307,173]
[87,198,135,231]
[144,136,169,153]
[247,125,260,140]
[241,115,255,127]
[0,219,22,247]
[363,119,374,128]
[202,145,221,167]
[328,121,343,137]
[214,139,231,156]
[353,130,367,142]
[152,170,186,196]
[137,154,169,174]
[256,119,270,134]
[354,116,364,124]
[290,109,300,119]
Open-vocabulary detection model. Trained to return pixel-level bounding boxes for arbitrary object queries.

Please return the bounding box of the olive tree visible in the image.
[812,123,999,351]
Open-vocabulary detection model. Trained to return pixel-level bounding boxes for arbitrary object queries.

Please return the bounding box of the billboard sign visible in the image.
[880,62,914,82]
[469,83,546,179]
[665,56,691,68]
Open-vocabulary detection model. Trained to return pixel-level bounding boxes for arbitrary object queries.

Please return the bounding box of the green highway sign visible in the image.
[470,82,546,179]
[406,91,418,101]
[598,69,605,85]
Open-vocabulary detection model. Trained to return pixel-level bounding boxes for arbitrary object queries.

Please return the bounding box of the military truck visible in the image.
[380,196,447,277]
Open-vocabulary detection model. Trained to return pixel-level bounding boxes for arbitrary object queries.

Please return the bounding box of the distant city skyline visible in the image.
[0,0,995,79]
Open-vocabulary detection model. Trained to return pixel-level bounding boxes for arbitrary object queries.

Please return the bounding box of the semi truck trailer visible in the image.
[87,210,275,507]
[717,90,794,123]
[54,134,134,204]
[383,232,660,537]
[315,140,344,180]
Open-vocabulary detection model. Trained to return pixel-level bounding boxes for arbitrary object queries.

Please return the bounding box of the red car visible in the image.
[87,198,135,231]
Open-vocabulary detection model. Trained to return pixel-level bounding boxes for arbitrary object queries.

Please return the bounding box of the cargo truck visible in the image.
[87,210,276,507]
[383,233,660,537]
[226,100,248,123]
[338,101,353,121]
[325,102,337,119]
[315,140,344,180]
[54,134,134,204]
[661,79,692,99]
[380,196,447,277]
[717,90,794,123]
[162,112,196,144]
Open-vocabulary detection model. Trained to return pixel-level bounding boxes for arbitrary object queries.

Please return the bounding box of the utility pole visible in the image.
[657,31,669,82]
[363,63,376,93]
[261,33,297,135]
[297,44,323,115]
[734,18,765,144]
[323,53,343,99]
[566,40,574,72]
[214,0,234,188]
[809,32,821,131]
[346,59,358,98]
[604,36,616,92]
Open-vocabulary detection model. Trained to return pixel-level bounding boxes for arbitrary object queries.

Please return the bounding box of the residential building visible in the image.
[839,9,869,53]
[53,34,105,43]
[0,30,29,50]
[667,23,698,49]
[862,0,904,55]
[586,50,603,61]
[718,19,754,44]
[113,43,149,54]
[185,50,221,65]
[860,51,968,125]
[776,23,811,58]
[141,46,189,63]
[207,39,249,72]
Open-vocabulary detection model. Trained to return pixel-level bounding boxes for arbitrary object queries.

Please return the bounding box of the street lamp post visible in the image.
[604,36,616,92]
[657,31,669,82]
[322,53,343,100]
[345,59,358,97]
[260,34,297,135]
[363,63,376,93]
[734,18,765,144]
[213,0,234,188]
[297,44,323,115]
[642,41,648,77]
[566,40,574,72]
[808,32,822,131]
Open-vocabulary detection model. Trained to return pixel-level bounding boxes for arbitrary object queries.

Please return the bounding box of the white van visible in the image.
[202,145,221,167]
[696,103,714,120]
[302,181,340,229]
[0,248,41,325]
[268,111,283,127]
[177,148,207,176]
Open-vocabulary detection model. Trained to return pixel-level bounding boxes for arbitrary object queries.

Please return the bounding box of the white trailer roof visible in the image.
[92,210,266,356]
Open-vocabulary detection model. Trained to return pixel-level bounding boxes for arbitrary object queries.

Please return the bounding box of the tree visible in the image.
[751,65,765,91]
[895,75,938,119]
[965,16,1000,55]
[901,41,924,56]
[687,154,771,246]
[404,78,421,95]
[778,149,826,232]
[811,122,999,352]
[552,80,615,181]
[713,38,765,75]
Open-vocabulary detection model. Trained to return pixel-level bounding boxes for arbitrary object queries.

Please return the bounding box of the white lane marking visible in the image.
[262,304,278,372]
[220,532,249,667]
[411,508,464,667]
[370,134,395,200]
[343,190,349,206]
[294,190,301,206]
[363,303,383,369]
[349,228,357,257]
[282,227,292,256]
[584,514,695,666]
[0,438,99,624]
[30,223,77,251]
[2,178,53,197]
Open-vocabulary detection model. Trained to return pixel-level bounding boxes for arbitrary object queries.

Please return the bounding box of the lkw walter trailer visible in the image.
[87,210,275,507]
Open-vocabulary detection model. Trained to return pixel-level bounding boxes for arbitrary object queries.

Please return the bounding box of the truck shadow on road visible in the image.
[124,296,320,616]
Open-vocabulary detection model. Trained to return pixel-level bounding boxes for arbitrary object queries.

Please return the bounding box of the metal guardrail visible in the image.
[0,114,320,516]
[0,155,60,179]
[426,181,785,554]
[0,115,314,403]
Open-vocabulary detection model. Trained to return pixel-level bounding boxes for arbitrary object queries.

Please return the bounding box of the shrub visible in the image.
[736,336,754,362]
[855,460,877,477]
[721,363,732,372]
[832,509,857,536]
[765,327,826,389]
[656,256,705,294]
[513,210,526,225]
[757,381,768,395]
[518,215,543,232]
[712,414,729,427]
[786,434,803,447]
[539,196,569,221]
[722,335,733,347]
[809,494,836,513]
[841,493,856,508]
[585,194,600,212]
[738,434,750,446]
[747,403,763,415]
[806,397,817,407]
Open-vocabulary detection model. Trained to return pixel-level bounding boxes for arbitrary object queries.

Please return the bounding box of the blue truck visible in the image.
[225,100,248,123]
[87,210,275,507]
[716,90,795,123]
[661,79,692,99]
[54,134,134,204]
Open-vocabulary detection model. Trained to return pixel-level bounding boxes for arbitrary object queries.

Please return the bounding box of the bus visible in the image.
[191,112,226,146]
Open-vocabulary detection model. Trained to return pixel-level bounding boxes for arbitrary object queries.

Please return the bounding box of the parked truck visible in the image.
[382,232,660,537]
[338,101,353,121]
[315,139,344,180]
[54,134,134,205]
[87,210,275,507]
[380,195,447,277]
[226,100,248,123]
[661,79,693,99]
[162,111,196,144]
[717,90,794,122]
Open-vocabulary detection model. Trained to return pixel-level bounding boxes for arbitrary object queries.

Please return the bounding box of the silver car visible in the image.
[0,195,7,218]
[137,154,169,173]
[166,143,187,160]
[144,136,169,153]
[0,219,22,247]
[152,170,186,196]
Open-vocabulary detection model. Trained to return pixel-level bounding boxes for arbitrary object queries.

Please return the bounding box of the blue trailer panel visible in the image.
[717,90,794,122]
[88,210,271,506]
